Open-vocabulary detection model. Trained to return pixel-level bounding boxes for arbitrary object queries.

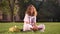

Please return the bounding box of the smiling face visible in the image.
[26,4,37,16]
[30,6,34,14]
[27,5,35,16]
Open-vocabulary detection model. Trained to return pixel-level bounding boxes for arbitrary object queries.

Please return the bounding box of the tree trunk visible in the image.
[7,14,11,21]
[8,0,15,22]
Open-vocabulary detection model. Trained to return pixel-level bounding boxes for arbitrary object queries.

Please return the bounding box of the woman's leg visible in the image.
[23,22,33,31]
[38,24,45,32]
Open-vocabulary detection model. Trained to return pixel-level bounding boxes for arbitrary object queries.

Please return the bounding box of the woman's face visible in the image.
[30,6,34,14]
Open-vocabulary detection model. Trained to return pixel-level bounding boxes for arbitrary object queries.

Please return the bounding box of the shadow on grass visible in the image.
[0,30,8,33]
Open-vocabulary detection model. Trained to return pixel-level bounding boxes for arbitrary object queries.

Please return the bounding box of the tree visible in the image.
[8,0,15,21]
[0,0,12,21]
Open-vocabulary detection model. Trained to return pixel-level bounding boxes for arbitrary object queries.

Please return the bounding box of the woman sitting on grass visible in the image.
[22,4,45,32]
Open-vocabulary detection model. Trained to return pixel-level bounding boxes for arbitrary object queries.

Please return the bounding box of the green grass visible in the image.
[0,22,60,34]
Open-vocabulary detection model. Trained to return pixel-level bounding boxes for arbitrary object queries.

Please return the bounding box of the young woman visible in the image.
[23,4,45,32]
[23,4,37,31]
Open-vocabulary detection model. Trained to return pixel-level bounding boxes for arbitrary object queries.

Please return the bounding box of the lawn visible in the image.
[0,22,60,34]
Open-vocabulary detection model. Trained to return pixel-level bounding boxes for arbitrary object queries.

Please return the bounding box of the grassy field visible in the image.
[0,22,60,34]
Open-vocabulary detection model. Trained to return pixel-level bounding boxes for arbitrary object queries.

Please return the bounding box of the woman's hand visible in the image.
[26,22,30,24]
[33,22,37,26]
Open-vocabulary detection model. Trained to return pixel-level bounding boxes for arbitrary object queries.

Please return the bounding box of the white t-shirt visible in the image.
[24,14,36,25]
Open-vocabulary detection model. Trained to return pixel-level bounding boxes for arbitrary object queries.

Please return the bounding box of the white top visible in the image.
[24,14,36,25]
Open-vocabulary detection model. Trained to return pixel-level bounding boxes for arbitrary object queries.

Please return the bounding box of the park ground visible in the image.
[0,22,60,34]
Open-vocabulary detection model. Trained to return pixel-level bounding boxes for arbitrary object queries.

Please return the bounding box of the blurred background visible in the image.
[0,0,60,22]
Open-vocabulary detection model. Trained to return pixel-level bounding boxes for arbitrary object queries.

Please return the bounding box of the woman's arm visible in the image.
[24,14,30,24]
[33,16,37,26]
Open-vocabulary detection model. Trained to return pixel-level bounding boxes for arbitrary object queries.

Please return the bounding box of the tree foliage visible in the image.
[0,0,11,15]
[0,0,60,21]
